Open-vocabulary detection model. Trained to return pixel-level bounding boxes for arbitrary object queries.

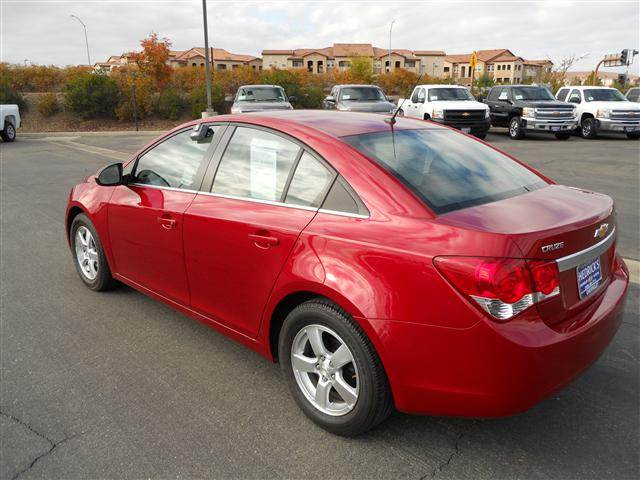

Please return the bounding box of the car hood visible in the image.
[338,100,396,112]
[232,102,293,112]
[430,100,488,110]
[515,100,573,109]
[584,101,640,110]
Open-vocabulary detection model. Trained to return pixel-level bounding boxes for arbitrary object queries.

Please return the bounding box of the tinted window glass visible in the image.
[343,129,547,214]
[583,89,627,102]
[568,89,581,103]
[212,127,300,201]
[487,88,500,101]
[511,86,554,101]
[556,88,569,101]
[236,86,286,102]
[322,177,364,215]
[627,89,639,102]
[134,129,213,189]
[285,152,334,207]
[339,87,385,101]
[428,88,473,101]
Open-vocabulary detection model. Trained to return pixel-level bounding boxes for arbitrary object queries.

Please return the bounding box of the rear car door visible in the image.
[108,126,221,304]
[183,125,336,337]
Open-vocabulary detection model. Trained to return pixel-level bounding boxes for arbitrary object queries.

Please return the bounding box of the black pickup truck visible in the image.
[484,85,577,140]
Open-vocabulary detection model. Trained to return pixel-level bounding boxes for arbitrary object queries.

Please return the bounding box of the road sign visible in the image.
[470,51,478,71]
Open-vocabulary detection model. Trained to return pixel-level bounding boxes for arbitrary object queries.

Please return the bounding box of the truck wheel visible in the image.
[626,133,640,140]
[423,113,430,120]
[474,133,487,140]
[554,132,571,140]
[1,122,16,142]
[508,116,525,139]
[581,117,597,139]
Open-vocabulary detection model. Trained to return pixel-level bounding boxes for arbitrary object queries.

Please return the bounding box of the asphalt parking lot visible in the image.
[1,129,638,479]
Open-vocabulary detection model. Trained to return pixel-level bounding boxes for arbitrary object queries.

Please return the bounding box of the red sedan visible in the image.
[66,111,629,436]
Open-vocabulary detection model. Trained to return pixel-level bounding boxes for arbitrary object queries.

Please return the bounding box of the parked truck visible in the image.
[484,85,576,140]
[229,85,294,114]
[0,104,21,142]
[323,85,396,113]
[397,85,490,139]
[556,86,640,139]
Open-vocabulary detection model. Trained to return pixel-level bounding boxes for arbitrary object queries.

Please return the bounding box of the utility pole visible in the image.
[388,20,395,73]
[202,0,215,116]
[70,15,91,66]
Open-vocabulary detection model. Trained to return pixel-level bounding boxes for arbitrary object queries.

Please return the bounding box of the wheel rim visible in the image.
[583,121,592,136]
[7,125,15,138]
[291,324,359,416]
[509,119,519,137]
[74,226,99,280]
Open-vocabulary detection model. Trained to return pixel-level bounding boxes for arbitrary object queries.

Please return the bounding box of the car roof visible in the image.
[238,85,282,89]
[207,110,443,138]
[564,85,617,89]
[334,84,381,88]
[419,84,467,88]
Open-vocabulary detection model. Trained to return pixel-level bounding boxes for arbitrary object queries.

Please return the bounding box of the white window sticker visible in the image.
[250,138,279,201]
[514,94,524,100]
[498,92,508,100]
[342,94,351,99]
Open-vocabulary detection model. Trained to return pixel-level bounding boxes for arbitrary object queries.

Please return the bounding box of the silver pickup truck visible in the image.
[229,85,294,114]
[1,104,21,142]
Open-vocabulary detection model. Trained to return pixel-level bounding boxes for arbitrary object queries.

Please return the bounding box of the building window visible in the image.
[461,66,466,77]
[217,64,226,70]
[338,60,350,68]
[395,60,401,68]
[443,66,450,73]
[292,60,302,67]
[405,61,415,68]
[507,64,511,70]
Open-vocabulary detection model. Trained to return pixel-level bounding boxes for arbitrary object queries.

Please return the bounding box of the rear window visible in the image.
[342,129,547,214]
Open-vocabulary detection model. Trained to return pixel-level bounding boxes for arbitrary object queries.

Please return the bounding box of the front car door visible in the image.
[183,125,336,337]
[108,125,222,304]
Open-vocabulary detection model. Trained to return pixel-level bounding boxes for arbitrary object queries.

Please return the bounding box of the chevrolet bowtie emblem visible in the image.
[594,223,609,239]
[462,112,470,117]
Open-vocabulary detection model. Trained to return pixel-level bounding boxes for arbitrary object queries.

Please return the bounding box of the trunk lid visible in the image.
[439,184,616,325]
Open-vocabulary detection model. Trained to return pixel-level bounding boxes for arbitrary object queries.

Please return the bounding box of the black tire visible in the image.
[70,213,117,291]
[423,113,430,120]
[626,132,640,139]
[554,132,571,140]
[581,117,597,139]
[278,299,393,436]
[474,133,487,140]
[508,116,525,139]
[1,122,16,142]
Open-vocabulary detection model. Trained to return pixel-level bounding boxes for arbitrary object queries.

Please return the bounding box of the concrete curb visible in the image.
[20,131,164,137]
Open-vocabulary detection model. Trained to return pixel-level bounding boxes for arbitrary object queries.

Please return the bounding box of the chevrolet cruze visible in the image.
[66,111,629,436]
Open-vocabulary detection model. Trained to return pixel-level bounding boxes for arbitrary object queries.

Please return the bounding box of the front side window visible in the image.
[236,86,286,102]
[427,88,474,101]
[212,127,300,202]
[285,152,335,207]
[627,89,639,102]
[512,86,555,101]
[342,128,547,214]
[568,89,581,103]
[583,89,627,102]
[556,88,569,101]
[417,88,426,102]
[134,129,214,189]
[339,87,385,102]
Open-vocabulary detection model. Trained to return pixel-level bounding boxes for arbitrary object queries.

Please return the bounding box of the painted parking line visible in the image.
[50,139,130,161]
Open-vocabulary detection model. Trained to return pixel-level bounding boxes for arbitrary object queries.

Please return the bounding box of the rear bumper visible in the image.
[370,260,628,417]
[432,117,491,134]
[521,116,577,132]
[595,118,640,133]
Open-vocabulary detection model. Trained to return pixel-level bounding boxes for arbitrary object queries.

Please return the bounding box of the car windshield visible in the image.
[511,87,555,101]
[583,89,627,102]
[340,87,386,102]
[428,88,474,101]
[342,128,547,214]
[237,87,286,102]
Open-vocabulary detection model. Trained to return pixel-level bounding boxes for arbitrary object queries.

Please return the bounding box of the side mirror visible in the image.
[288,95,298,104]
[224,95,234,103]
[325,95,335,103]
[96,162,123,186]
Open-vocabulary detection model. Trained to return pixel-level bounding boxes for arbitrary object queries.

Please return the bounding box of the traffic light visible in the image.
[618,73,627,86]
[620,49,629,65]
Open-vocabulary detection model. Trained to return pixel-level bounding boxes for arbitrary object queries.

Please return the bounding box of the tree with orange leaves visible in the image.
[133,33,172,88]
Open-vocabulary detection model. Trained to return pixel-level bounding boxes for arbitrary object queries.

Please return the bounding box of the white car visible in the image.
[0,104,21,142]
[397,85,491,139]
[556,86,640,139]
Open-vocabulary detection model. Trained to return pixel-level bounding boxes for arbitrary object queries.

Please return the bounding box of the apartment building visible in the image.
[262,44,444,75]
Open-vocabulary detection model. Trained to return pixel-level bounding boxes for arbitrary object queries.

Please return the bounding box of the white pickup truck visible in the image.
[397,84,491,138]
[556,86,640,139]
[0,104,21,142]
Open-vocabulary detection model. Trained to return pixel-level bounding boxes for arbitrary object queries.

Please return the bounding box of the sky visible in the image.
[1,0,639,74]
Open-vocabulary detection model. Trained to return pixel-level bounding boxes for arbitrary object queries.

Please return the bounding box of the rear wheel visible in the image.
[70,213,117,291]
[279,299,392,436]
[581,117,597,139]
[1,122,16,142]
[554,132,571,140]
[508,116,525,139]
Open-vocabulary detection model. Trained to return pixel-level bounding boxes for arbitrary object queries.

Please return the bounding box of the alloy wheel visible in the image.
[291,324,359,416]
[509,118,519,137]
[75,226,99,280]
[6,124,15,140]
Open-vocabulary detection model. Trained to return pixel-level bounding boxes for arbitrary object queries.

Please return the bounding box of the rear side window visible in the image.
[134,129,214,189]
[212,127,300,201]
[342,129,547,215]
[285,152,335,207]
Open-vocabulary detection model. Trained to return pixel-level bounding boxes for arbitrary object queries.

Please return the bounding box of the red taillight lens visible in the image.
[434,256,560,321]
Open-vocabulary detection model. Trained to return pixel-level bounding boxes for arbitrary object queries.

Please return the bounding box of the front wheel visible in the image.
[554,132,571,140]
[508,116,525,139]
[1,123,16,142]
[474,133,487,140]
[279,299,392,436]
[70,213,117,291]
[581,117,597,139]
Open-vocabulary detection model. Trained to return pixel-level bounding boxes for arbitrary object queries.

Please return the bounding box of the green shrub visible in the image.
[297,85,325,109]
[37,93,60,117]
[63,72,119,118]
[113,72,155,121]
[188,84,225,118]
[0,75,27,111]
[157,88,184,120]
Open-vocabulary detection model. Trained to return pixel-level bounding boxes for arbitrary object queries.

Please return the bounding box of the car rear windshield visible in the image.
[342,128,547,214]
[428,88,474,101]
[340,87,385,102]
[583,89,627,102]
[237,87,286,102]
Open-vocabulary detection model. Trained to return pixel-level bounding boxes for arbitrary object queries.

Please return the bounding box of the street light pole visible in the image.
[201,0,215,116]
[70,15,91,66]
[388,20,395,73]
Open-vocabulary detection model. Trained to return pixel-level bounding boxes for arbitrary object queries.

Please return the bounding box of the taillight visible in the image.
[434,257,560,321]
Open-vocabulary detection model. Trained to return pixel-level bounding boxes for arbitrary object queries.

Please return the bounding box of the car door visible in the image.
[490,87,510,126]
[108,125,222,304]
[183,125,336,337]
[405,87,421,118]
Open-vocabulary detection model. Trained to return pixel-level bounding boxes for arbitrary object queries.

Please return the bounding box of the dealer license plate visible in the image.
[577,256,602,299]
[624,126,638,132]
[461,128,471,133]
[551,126,560,131]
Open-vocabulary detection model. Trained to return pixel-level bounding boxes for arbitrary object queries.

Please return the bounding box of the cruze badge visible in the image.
[541,242,564,253]
[594,223,609,239]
